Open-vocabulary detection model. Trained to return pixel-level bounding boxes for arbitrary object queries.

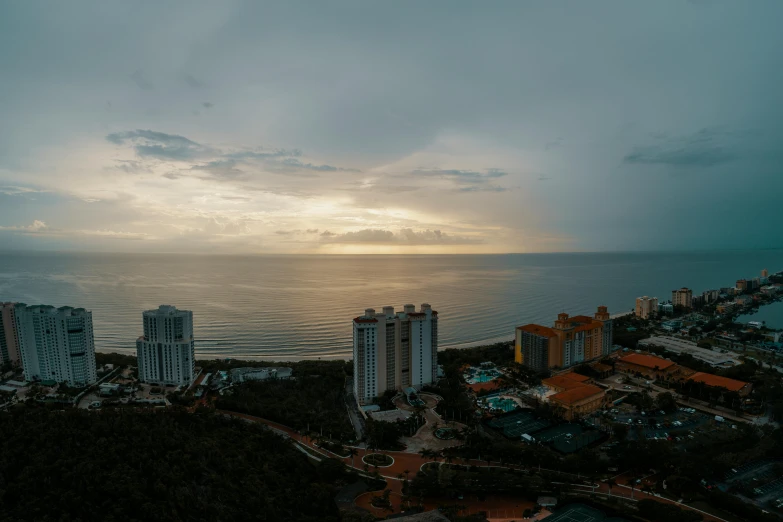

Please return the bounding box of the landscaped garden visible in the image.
[363,453,394,467]
[434,427,457,440]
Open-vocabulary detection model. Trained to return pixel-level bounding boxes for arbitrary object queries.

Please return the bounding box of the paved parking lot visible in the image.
[603,408,711,441]
[723,460,783,502]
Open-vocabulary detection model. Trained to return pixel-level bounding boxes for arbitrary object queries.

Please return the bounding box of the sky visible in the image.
[1,1,782,254]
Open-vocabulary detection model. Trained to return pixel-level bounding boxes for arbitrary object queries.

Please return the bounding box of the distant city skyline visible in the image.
[1,2,782,254]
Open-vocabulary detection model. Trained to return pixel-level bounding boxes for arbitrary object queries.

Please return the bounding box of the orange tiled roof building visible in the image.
[542,371,605,420]
[688,372,752,397]
[615,353,679,380]
[515,307,613,371]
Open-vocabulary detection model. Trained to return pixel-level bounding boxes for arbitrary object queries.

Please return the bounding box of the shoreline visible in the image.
[95,336,516,362]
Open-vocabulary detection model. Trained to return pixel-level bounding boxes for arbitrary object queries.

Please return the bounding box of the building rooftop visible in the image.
[638,336,740,366]
[542,375,586,391]
[562,372,591,382]
[517,324,556,337]
[688,372,749,392]
[590,362,613,373]
[618,353,676,370]
[569,315,594,324]
[550,384,604,405]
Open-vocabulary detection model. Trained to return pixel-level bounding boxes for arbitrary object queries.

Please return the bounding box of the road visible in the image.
[344,378,365,442]
[219,410,731,521]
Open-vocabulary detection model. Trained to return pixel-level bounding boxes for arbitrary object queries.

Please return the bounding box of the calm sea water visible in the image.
[0,251,779,360]
[737,300,783,329]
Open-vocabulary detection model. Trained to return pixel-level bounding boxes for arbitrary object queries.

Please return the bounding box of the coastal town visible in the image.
[1,268,782,522]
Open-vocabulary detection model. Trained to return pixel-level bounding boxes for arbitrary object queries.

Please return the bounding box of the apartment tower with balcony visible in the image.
[14,303,97,386]
[136,305,195,387]
[672,288,693,309]
[635,296,659,319]
[515,306,613,372]
[353,304,437,406]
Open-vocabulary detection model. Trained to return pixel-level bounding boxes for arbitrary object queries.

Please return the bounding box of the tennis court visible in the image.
[545,503,608,522]
[534,424,604,453]
[487,410,550,438]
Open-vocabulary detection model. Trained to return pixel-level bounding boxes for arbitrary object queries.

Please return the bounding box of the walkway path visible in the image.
[218,410,732,521]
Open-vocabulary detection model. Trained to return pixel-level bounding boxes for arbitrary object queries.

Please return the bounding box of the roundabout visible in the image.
[434,427,457,440]
[363,453,394,468]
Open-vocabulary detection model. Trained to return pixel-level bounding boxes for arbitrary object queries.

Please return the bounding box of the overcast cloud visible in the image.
[1,1,781,253]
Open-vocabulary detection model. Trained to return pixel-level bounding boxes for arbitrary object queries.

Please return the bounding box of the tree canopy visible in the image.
[0,407,343,522]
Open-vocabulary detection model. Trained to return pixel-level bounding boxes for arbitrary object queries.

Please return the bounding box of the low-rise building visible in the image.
[230,367,293,383]
[542,371,605,420]
[716,302,736,314]
[542,372,592,392]
[638,336,740,367]
[548,384,605,421]
[658,303,674,315]
[661,320,682,332]
[687,372,752,397]
[615,353,678,380]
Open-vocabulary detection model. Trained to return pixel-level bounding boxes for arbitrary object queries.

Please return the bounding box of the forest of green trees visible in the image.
[214,359,355,441]
[0,407,350,522]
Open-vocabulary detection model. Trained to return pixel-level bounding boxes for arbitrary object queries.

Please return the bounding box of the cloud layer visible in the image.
[1,2,781,253]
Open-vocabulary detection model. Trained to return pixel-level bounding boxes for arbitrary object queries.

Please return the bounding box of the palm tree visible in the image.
[403,469,411,481]
[606,478,616,497]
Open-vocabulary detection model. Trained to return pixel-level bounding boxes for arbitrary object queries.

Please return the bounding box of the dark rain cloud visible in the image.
[130,69,154,90]
[106,130,357,178]
[320,228,481,245]
[190,160,245,181]
[107,129,206,160]
[412,168,509,192]
[623,128,736,168]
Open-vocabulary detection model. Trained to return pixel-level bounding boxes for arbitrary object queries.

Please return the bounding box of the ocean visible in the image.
[0,251,779,360]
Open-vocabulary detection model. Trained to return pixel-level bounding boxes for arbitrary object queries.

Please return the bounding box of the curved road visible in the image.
[219,410,729,521]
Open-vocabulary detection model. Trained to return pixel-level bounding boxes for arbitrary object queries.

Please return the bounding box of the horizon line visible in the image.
[1,247,782,257]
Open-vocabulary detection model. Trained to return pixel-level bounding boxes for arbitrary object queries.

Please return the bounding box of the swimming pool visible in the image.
[486,397,517,412]
[465,368,501,384]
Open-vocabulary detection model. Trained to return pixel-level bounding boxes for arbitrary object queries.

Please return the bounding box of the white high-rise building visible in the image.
[136,305,195,387]
[352,304,438,406]
[14,304,97,386]
[635,296,658,319]
[1,302,22,368]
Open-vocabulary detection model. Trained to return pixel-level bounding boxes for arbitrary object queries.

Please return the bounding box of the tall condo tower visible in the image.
[635,296,658,319]
[515,306,613,372]
[352,304,438,406]
[672,288,693,309]
[14,303,97,386]
[0,302,22,367]
[136,305,195,387]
